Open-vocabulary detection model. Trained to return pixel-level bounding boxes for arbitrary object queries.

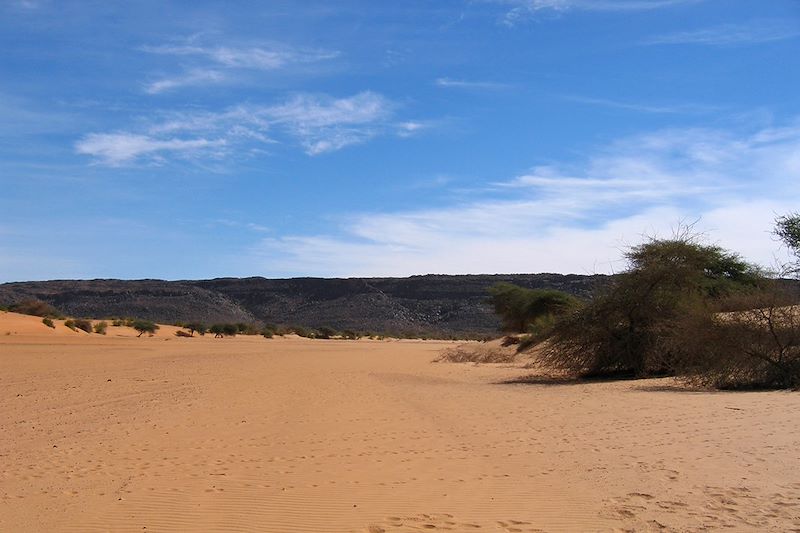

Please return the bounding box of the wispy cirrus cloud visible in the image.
[75,92,418,165]
[141,40,339,94]
[645,20,800,46]
[563,95,718,114]
[265,92,392,155]
[144,69,226,95]
[142,42,339,70]
[435,77,510,90]
[246,119,800,276]
[75,133,226,166]
[491,0,702,25]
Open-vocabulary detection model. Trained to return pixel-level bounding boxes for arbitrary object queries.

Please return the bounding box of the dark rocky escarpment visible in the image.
[0,274,608,337]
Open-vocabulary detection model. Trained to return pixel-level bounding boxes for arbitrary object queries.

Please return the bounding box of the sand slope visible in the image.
[1,312,799,532]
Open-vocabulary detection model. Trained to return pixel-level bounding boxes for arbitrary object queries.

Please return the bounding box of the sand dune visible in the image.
[1,311,798,532]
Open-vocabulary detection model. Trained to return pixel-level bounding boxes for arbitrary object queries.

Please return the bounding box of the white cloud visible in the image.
[76,92,399,164]
[144,69,226,94]
[142,43,338,70]
[645,21,800,46]
[396,121,429,138]
[141,41,339,93]
[494,0,701,24]
[75,133,225,166]
[245,119,800,276]
[257,91,393,155]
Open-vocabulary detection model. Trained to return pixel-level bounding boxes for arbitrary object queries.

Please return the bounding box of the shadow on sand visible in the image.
[500,374,779,394]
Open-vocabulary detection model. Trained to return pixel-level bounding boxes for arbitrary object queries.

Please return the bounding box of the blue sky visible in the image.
[1,0,799,281]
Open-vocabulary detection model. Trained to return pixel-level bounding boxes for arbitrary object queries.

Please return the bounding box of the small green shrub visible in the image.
[93,321,108,335]
[237,323,260,335]
[73,319,92,333]
[175,330,193,338]
[287,325,313,338]
[64,319,76,331]
[42,317,55,328]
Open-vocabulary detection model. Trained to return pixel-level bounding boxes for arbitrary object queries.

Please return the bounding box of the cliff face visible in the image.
[0,274,608,336]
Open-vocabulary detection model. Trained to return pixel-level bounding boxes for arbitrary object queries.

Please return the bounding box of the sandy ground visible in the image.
[1,311,799,532]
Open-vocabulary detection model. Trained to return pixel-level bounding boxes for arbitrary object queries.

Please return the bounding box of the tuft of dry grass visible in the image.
[434,339,519,364]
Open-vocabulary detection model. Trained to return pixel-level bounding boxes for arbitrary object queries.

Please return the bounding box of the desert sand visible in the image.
[1,311,799,532]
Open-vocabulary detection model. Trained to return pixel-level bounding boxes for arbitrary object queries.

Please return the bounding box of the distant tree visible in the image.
[287,325,313,338]
[316,326,338,339]
[776,212,800,276]
[236,323,260,335]
[132,319,159,337]
[209,324,238,338]
[488,282,579,334]
[185,322,207,336]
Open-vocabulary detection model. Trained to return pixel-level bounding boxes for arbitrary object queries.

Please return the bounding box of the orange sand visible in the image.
[1,311,798,532]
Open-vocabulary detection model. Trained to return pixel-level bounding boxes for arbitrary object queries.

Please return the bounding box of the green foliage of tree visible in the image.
[776,212,800,275]
[185,322,207,336]
[132,319,159,337]
[316,326,338,339]
[544,235,763,378]
[209,323,238,338]
[236,323,260,335]
[669,285,800,390]
[488,282,580,334]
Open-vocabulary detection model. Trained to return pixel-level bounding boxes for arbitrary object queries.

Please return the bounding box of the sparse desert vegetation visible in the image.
[8,299,62,318]
[64,318,93,333]
[131,319,159,337]
[468,220,800,390]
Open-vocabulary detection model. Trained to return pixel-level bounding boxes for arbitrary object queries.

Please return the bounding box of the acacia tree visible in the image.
[132,319,159,337]
[185,322,207,336]
[776,213,800,276]
[543,235,762,378]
